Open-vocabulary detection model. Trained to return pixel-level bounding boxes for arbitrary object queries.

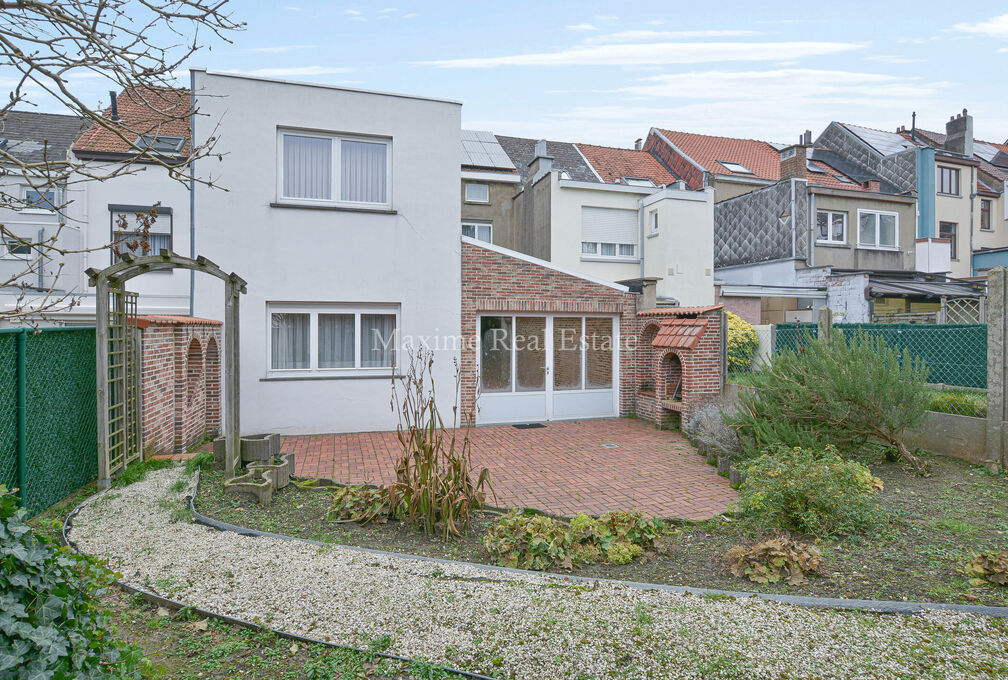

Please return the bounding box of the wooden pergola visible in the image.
[87,251,246,487]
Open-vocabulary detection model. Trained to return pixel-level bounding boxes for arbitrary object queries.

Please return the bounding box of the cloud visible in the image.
[594,15,618,21]
[999,47,1008,53]
[241,66,354,77]
[863,54,924,64]
[418,41,864,68]
[380,7,398,12]
[566,23,598,31]
[246,44,315,53]
[585,29,761,43]
[344,9,361,15]
[952,13,1008,38]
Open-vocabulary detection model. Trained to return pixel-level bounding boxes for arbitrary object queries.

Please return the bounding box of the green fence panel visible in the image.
[774,322,817,355]
[0,333,16,493]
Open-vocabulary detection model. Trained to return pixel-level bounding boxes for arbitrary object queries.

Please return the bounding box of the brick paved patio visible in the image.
[282,418,735,520]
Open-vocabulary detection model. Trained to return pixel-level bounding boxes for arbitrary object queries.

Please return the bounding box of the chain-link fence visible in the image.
[725,322,777,383]
[771,321,988,418]
[0,327,97,516]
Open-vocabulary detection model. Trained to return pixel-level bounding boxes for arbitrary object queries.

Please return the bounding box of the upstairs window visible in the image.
[109,205,173,261]
[464,182,489,203]
[21,186,57,212]
[857,210,898,249]
[938,166,960,196]
[462,221,492,243]
[981,199,992,231]
[279,130,390,209]
[648,210,658,236]
[939,221,958,260]
[816,210,846,244]
[581,206,638,261]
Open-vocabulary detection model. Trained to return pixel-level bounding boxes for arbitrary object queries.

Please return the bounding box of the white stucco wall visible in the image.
[641,186,715,306]
[190,70,462,435]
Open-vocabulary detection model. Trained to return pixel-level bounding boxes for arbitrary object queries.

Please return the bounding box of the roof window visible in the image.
[135,134,185,154]
[622,177,655,187]
[716,160,752,174]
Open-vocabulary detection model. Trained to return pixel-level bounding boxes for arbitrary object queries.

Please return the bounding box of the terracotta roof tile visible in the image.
[73,86,191,156]
[639,304,724,317]
[654,129,781,180]
[134,314,221,329]
[651,318,708,350]
[575,143,678,186]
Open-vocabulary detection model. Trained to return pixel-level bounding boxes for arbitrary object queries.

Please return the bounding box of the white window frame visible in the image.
[647,210,659,237]
[937,166,960,196]
[462,220,492,243]
[265,302,399,378]
[2,235,32,260]
[815,209,847,244]
[581,241,637,260]
[856,209,899,251]
[19,185,58,214]
[276,129,392,210]
[464,182,490,203]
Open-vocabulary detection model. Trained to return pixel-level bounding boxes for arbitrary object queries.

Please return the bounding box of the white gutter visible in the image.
[461,170,520,183]
[557,178,656,194]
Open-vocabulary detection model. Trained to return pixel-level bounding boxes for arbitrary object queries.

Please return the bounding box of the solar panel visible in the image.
[974,141,1001,163]
[460,129,515,169]
[843,124,915,157]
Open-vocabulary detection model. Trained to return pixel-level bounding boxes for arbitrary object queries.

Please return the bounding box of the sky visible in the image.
[16,1,1008,147]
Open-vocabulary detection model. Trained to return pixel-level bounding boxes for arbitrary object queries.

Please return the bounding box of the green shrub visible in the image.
[738,445,884,537]
[0,487,145,677]
[724,536,823,585]
[484,509,664,571]
[928,389,987,418]
[185,450,216,474]
[725,312,760,374]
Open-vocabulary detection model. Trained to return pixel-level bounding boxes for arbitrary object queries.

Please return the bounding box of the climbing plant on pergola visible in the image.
[87,251,246,486]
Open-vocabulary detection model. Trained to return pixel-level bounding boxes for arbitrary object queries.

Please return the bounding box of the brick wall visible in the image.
[716,289,761,325]
[460,241,637,420]
[644,132,704,189]
[138,316,222,455]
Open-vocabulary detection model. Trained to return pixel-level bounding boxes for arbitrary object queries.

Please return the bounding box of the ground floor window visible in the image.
[268,303,398,375]
[462,221,492,243]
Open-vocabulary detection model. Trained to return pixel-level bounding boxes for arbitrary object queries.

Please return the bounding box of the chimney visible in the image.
[862,179,881,192]
[779,133,810,181]
[945,108,974,157]
[528,139,553,183]
[108,90,119,121]
[634,138,642,151]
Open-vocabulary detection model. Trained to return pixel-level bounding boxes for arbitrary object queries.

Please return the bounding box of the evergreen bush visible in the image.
[725,312,760,374]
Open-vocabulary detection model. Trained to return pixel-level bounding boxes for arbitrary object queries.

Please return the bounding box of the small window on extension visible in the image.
[135,135,186,154]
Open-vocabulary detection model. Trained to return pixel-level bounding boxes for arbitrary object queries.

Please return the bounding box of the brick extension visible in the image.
[285,418,736,519]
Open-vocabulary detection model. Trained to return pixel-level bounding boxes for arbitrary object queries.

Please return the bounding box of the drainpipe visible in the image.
[790,178,798,259]
[808,191,815,267]
[638,196,646,279]
[188,70,196,317]
[969,165,975,277]
[15,328,26,506]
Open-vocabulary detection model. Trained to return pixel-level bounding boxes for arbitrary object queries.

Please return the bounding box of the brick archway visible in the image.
[204,337,221,438]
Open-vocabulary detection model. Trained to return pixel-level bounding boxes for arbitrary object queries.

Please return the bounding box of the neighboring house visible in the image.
[69,86,194,318]
[493,135,716,307]
[0,111,87,322]
[460,129,520,247]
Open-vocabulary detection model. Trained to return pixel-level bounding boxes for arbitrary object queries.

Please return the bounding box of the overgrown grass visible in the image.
[927,387,987,418]
[113,458,173,488]
[185,450,216,474]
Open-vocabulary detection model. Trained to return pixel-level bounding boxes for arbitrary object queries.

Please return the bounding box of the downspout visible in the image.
[808,191,815,267]
[790,178,797,259]
[638,196,646,279]
[188,70,196,317]
[969,165,975,276]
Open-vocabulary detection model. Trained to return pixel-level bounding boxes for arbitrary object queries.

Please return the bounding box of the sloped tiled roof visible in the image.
[651,318,708,350]
[653,129,782,180]
[495,135,598,184]
[73,86,191,156]
[575,143,678,186]
[0,111,88,164]
[639,304,724,317]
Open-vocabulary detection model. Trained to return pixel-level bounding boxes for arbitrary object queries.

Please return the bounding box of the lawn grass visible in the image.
[194,450,1008,607]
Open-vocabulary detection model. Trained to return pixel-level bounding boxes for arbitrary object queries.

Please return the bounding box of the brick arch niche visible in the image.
[204,337,221,438]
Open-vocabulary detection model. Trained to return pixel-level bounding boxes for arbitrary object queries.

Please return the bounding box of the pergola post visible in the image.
[224,279,241,479]
[95,281,110,490]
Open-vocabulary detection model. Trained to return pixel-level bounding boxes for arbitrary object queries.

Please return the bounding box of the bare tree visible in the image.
[0,0,243,322]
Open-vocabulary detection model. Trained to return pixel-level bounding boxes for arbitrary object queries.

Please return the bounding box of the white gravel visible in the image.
[71,466,1008,680]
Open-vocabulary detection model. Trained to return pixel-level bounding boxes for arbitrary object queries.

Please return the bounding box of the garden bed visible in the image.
[194,450,1008,606]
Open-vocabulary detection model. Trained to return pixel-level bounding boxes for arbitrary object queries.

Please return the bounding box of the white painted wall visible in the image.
[641,186,715,306]
[190,70,462,435]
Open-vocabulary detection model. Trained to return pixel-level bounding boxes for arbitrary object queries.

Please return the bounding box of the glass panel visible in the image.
[4,237,30,257]
[879,214,896,247]
[553,317,583,391]
[582,242,597,254]
[618,243,635,257]
[817,211,828,240]
[271,313,309,369]
[24,189,56,210]
[114,231,170,259]
[515,317,546,392]
[341,139,387,203]
[283,134,332,200]
[480,316,512,392]
[600,243,616,257]
[859,213,876,246]
[360,313,396,368]
[462,224,475,238]
[832,213,844,241]
[319,313,354,368]
[465,183,489,202]
[478,224,492,242]
[585,318,613,389]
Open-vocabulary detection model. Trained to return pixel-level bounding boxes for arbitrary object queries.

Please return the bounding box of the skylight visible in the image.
[833,174,854,184]
[136,134,185,154]
[717,160,752,174]
[806,161,826,174]
[622,177,655,187]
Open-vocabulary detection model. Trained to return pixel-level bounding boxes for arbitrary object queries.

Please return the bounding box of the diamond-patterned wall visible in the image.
[715,181,801,267]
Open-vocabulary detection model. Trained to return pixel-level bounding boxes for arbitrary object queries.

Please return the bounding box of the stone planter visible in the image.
[729,466,746,489]
[248,452,295,490]
[717,455,731,478]
[705,450,717,466]
[240,433,279,463]
[223,468,275,505]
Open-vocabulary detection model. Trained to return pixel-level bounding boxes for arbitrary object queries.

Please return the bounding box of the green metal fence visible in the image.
[774,322,988,389]
[0,327,97,516]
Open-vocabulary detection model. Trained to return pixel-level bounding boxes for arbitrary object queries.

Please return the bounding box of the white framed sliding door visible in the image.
[476,313,618,424]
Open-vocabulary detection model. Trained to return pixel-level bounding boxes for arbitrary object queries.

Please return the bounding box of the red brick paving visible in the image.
[283,418,736,520]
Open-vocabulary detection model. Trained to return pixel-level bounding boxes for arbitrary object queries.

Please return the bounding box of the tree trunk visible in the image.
[895,438,927,475]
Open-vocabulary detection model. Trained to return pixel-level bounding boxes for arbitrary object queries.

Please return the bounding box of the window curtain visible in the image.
[360,314,395,368]
[318,313,354,368]
[271,313,309,369]
[341,140,386,203]
[283,135,331,200]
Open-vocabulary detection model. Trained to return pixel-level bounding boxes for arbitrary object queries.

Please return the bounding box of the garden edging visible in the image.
[190,468,1008,618]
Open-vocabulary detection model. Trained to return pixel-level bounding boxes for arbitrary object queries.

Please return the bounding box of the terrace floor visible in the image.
[283,418,736,520]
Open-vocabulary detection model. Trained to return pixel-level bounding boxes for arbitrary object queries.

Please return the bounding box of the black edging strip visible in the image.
[61,483,498,680]
[192,469,1008,619]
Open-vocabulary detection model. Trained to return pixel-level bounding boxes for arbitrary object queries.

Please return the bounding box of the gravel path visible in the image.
[71,466,1008,680]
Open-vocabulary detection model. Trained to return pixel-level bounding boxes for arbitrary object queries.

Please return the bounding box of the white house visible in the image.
[189,69,463,434]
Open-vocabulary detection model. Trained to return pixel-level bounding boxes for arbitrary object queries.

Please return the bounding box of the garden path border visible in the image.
[61,485,498,680]
[190,469,1008,618]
